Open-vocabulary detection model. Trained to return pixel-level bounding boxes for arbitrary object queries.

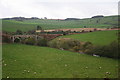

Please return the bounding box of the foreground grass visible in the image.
[2,44,118,78]
[59,30,118,45]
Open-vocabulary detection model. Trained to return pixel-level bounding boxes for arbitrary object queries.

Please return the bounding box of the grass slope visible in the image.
[2,20,37,32]
[2,15,118,32]
[3,44,118,78]
[59,30,118,45]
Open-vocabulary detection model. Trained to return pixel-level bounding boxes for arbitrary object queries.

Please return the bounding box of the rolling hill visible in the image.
[58,30,118,45]
[2,15,118,32]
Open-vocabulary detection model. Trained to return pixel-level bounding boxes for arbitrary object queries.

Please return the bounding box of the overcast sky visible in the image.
[0,0,119,19]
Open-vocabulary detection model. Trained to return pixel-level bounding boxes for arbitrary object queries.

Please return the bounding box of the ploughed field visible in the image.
[2,44,118,78]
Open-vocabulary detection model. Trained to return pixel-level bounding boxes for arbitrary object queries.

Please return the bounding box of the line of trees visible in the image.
[48,38,119,59]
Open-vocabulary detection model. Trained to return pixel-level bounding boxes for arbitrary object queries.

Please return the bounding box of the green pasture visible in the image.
[59,30,118,45]
[2,15,118,32]
[2,44,118,78]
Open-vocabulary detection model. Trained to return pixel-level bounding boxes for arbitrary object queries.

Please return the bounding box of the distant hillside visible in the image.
[65,18,80,20]
[2,15,119,32]
[91,15,104,18]
[2,17,39,21]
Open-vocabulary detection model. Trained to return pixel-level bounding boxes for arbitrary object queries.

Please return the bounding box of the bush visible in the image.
[23,37,36,45]
[2,34,12,43]
[107,41,119,58]
[48,38,119,59]
[37,38,48,46]
[80,41,93,53]
[14,38,20,43]
[86,41,119,59]
[63,32,68,35]
[48,38,81,50]
[21,38,26,44]
[72,46,81,52]
[16,30,23,35]
[48,40,58,48]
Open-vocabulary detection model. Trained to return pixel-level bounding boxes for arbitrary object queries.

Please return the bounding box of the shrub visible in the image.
[37,38,48,46]
[72,46,81,52]
[107,41,119,58]
[2,34,12,43]
[48,38,81,50]
[21,39,25,44]
[63,32,68,35]
[81,41,93,53]
[16,30,23,35]
[81,30,85,32]
[86,41,119,59]
[24,37,36,45]
[27,30,35,34]
[14,38,21,43]
[48,40,58,48]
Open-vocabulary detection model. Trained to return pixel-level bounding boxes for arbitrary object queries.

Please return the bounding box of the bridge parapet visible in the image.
[11,35,39,43]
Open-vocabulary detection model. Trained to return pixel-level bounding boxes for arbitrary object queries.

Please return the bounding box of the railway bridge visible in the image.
[10,34,62,43]
[10,35,40,43]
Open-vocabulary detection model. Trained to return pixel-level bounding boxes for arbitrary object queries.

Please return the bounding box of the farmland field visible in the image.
[2,44,118,78]
[2,15,118,32]
[59,30,118,45]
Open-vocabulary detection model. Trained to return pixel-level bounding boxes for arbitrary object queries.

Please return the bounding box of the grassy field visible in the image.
[2,20,37,32]
[2,44,118,78]
[59,30,118,45]
[2,15,118,32]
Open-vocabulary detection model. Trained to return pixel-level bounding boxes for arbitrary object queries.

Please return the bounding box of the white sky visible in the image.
[0,0,119,19]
